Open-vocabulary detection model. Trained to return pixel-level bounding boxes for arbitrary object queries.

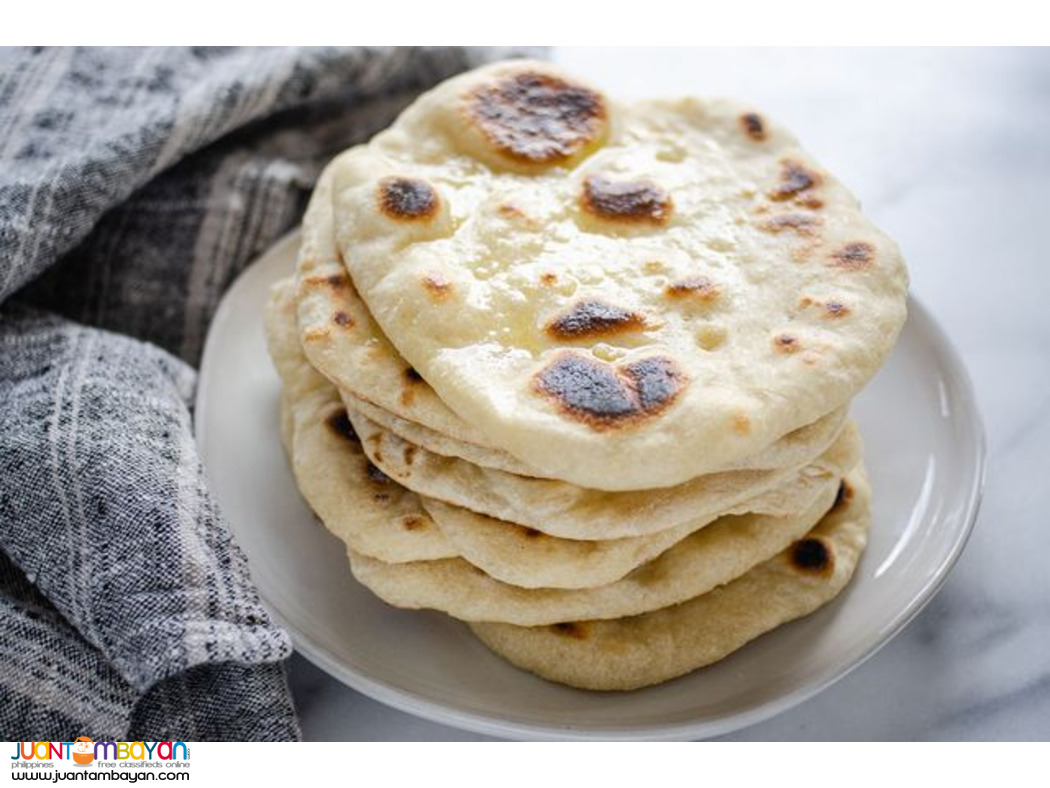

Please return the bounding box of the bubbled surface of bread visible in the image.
[328,60,908,491]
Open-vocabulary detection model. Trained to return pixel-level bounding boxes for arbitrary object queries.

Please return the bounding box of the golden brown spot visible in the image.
[326,409,358,443]
[498,204,527,220]
[519,526,545,540]
[790,537,834,575]
[740,112,766,141]
[770,160,822,203]
[830,242,875,271]
[534,352,686,430]
[301,326,331,343]
[581,176,672,226]
[546,300,646,341]
[333,310,353,327]
[774,333,801,354]
[378,177,438,221]
[496,203,539,229]
[303,272,348,289]
[550,622,588,639]
[540,272,558,287]
[733,414,751,436]
[366,462,391,484]
[403,445,416,466]
[800,296,850,319]
[665,276,720,302]
[832,479,854,512]
[400,367,423,407]
[824,301,850,318]
[422,273,452,300]
[401,515,424,531]
[762,213,822,236]
[466,71,607,165]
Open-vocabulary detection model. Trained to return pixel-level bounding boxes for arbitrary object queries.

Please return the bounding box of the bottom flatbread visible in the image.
[470,466,870,691]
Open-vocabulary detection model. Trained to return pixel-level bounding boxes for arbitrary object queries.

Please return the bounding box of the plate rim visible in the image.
[196,229,986,741]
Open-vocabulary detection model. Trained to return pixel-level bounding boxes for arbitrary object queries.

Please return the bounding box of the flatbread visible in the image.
[346,477,841,625]
[345,405,861,539]
[265,281,456,563]
[296,164,501,451]
[470,465,871,690]
[343,388,542,476]
[287,387,457,563]
[329,60,908,491]
[420,467,846,590]
[295,172,850,483]
[347,384,848,479]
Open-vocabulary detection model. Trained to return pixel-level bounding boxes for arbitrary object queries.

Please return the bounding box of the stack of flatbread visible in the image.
[265,60,909,691]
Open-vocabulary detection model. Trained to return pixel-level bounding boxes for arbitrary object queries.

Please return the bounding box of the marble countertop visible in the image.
[290,47,1050,741]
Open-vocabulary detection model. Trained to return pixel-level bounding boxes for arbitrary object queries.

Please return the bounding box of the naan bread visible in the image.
[342,388,543,476]
[266,281,456,563]
[296,173,850,482]
[420,469,845,590]
[345,405,861,539]
[471,466,871,690]
[347,384,848,479]
[329,60,908,491]
[296,165,500,450]
[347,478,840,625]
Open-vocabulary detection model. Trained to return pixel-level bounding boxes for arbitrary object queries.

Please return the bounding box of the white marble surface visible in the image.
[289,47,1050,740]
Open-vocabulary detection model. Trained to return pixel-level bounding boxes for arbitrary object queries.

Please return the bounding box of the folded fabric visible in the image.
[0,46,537,742]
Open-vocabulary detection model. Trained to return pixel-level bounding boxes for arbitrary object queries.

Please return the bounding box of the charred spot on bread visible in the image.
[550,621,588,639]
[366,462,392,484]
[534,352,686,430]
[830,242,875,270]
[303,272,349,290]
[401,515,425,531]
[665,276,720,302]
[465,71,607,165]
[761,213,822,236]
[581,176,672,225]
[824,301,850,318]
[378,177,439,221]
[546,300,646,340]
[790,537,834,575]
[740,112,766,141]
[774,333,801,353]
[422,272,453,300]
[770,160,822,203]
[325,409,358,442]
[832,479,854,511]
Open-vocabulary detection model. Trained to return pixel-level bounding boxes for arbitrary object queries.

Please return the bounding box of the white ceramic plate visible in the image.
[196,230,985,741]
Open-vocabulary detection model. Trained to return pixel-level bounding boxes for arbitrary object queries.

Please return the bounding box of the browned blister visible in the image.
[464,72,607,165]
[534,352,686,430]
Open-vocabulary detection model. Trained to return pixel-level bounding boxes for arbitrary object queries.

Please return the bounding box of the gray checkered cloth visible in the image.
[0,46,534,742]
